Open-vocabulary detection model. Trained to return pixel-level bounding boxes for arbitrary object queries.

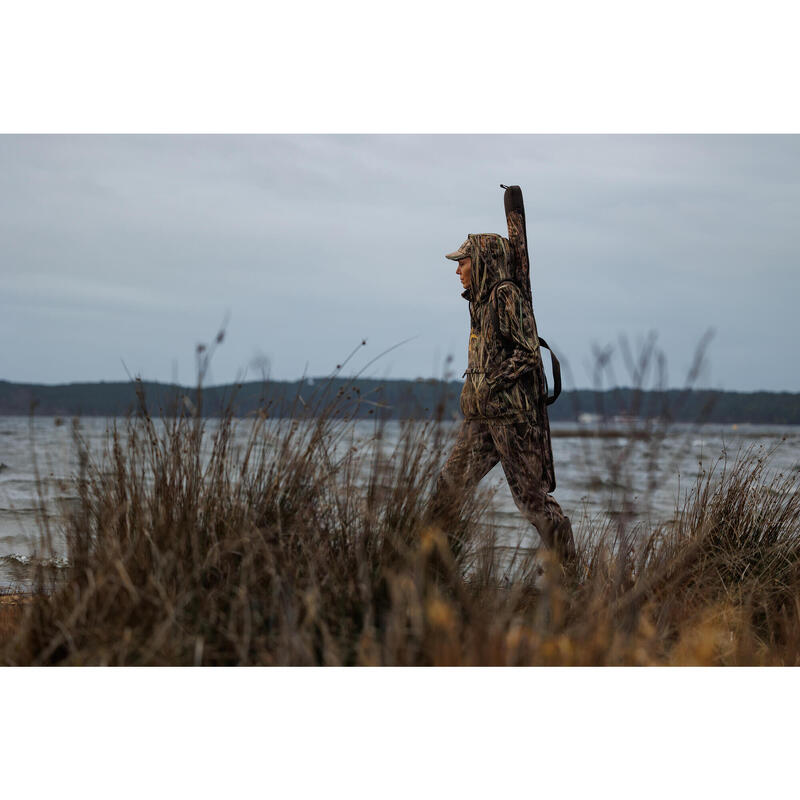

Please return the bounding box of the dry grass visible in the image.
[0,591,29,647]
[2,341,799,666]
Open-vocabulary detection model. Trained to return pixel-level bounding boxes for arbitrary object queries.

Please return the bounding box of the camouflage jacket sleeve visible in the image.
[485,283,540,387]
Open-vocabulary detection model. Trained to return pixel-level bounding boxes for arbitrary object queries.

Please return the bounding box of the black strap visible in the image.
[538,337,562,406]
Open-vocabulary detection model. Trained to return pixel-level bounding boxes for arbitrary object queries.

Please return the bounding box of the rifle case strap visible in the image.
[537,337,561,406]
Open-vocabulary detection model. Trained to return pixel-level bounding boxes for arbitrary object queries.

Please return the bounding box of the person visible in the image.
[427,232,576,566]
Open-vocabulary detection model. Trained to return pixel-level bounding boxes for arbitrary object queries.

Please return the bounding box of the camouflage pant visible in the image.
[429,417,572,557]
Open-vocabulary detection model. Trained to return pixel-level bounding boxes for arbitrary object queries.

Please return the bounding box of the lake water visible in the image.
[1,415,799,588]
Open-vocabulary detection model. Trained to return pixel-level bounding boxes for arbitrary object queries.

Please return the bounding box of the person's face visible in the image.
[456,256,472,289]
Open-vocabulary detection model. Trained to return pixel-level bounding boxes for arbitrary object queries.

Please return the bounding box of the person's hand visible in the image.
[485,370,514,392]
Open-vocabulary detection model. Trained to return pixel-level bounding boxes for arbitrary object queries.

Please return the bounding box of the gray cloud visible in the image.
[1,134,797,391]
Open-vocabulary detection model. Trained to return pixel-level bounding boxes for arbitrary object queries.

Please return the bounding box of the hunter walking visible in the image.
[428,185,576,565]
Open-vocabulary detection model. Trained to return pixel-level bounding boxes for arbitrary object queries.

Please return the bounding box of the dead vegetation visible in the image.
[2,333,799,665]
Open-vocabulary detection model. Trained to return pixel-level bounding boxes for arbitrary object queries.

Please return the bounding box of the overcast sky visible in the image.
[1,135,798,392]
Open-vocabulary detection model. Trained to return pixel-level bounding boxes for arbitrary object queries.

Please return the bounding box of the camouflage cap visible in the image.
[445,237,472,261]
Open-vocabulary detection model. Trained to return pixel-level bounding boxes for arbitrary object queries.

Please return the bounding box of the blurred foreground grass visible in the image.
[2,366,800,666]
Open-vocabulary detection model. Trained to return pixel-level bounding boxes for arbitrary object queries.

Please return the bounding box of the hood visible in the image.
[461,232,514,304]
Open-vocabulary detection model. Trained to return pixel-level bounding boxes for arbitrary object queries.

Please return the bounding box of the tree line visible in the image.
[2,378,800,424]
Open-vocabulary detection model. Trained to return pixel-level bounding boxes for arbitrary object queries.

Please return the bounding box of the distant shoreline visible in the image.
[3,378,800,425]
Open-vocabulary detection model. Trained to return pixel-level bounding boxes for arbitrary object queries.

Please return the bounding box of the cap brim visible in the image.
[445,250,469,261]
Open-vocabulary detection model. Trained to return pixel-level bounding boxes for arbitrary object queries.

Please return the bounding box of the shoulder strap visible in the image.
[538,337,562,406]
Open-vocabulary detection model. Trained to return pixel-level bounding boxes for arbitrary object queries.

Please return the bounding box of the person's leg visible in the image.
[491,419,576,564]
[427,419,499,555]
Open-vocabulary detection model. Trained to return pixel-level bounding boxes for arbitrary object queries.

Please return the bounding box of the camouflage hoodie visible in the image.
[459,232,546,422]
